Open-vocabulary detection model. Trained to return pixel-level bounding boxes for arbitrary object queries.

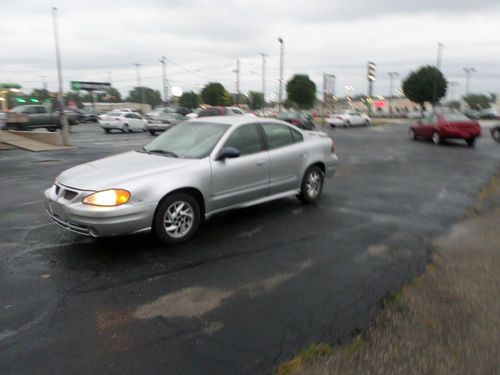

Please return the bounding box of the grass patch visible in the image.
[341,334,368,356]
[275,343,333,375]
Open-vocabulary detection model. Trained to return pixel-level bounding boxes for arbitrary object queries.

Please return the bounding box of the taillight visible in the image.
[291,119,301,126]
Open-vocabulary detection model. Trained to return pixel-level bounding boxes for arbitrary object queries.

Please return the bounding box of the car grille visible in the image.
[47,210,91,236]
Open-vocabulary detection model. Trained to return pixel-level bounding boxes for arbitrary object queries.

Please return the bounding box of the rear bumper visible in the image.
[44,185,156,237]
[325,153,339,178]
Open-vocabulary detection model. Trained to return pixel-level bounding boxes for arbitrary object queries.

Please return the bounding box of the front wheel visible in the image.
[297,166,324,203]
[104,129,110,134]
[432,131,442,145]
[148,130,156,136]
[153,193,201,245]
[122,124,130,133]
[466,137,476,147]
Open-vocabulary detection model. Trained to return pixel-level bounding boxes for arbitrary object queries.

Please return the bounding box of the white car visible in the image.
[327,111,370,127]
[99,112,148,133]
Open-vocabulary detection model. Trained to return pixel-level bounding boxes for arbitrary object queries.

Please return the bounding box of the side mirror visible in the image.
[217,146,240,160]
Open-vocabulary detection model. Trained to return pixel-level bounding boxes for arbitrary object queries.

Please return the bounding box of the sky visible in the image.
[1,0,499,102]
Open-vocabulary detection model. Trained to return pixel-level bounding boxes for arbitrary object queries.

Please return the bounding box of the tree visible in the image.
[402,65,447,108]
[201,82,227,106]
[463,93,492,110]
[286,74,316,109]
[100,87,122,103]
[179,91,200,109]
[126,87,162,107]
[248,91,265,110]
[30,88,51,102]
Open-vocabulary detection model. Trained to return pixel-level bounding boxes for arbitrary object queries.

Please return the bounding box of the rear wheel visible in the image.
[491,128,500,142]
[344,120,350,128]
[466,137,476,147]
[409,128,417,140]
[154,193,201,245]
[122,124,130,133]
[104,129,110,134]
[432,131,442,145]
[297,166,324,203]
[149,130,156,136]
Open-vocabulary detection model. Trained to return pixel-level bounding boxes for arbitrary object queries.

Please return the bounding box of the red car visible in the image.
[409,112,481,146]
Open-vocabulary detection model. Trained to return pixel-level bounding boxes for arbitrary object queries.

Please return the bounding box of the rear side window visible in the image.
[224,124,263,156]
[262,123,295,149]
[36,106,47,114]
[25,106,37,114]
[290,128,303,142]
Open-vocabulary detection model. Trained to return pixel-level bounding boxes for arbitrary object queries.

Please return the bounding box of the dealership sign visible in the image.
[71,81,111,91]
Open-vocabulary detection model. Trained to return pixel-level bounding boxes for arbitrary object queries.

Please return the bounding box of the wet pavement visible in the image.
[0,122,499,374]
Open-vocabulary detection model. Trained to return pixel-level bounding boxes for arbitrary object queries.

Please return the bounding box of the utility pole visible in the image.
[159,56,168,104]
[367,61,376,114]
[388,72,399,116]
[233,59,240,105]
[40,76,47,90]
[436,42,444,70]
[260,53,267,102]
[463,67,476,96]
[133,63,144,111]
[278,37,284,111]
[52,7,70,146]
[448,81,459,101]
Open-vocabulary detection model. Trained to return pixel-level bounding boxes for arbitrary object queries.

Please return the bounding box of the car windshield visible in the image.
[143,121,229,159]
[443,113,471,122]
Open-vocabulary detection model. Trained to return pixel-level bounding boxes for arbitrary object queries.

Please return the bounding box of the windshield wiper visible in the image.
[148,149,179,158]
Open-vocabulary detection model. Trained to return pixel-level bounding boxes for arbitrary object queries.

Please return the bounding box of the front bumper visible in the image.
[44,183,156,237]
[145,123,173,131]
[441,128,481,139]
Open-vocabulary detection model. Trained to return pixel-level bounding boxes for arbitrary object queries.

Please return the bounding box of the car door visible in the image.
[210,123,270,210]
[260,122,305,195]
[420,114,438,138]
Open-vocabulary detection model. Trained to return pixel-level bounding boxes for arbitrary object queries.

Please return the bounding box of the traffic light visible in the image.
[16,97,26,103]
[367,61,376,81]
[30,98,39,103]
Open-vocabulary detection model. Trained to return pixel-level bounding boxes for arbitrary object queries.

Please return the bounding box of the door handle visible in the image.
[256,160,266,166]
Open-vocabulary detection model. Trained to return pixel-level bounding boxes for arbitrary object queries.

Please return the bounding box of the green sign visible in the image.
[71,81,111,91]
[0,83,22,90]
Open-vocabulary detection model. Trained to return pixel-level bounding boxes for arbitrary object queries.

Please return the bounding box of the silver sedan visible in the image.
[44,116,338,244]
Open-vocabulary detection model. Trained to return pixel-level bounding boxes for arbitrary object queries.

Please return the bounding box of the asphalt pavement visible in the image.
[0,121,499,374]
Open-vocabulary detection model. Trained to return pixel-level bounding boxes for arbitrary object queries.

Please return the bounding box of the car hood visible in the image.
[57,151,199,191]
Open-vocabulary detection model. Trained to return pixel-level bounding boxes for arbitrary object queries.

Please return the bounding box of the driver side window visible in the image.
[223,124,263,156]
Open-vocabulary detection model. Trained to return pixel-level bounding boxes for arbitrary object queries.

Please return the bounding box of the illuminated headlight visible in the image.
[83,189,130,206]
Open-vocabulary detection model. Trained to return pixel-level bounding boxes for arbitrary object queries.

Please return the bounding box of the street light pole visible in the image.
[388,72,399,116]
[436,42,444,70]
[463,67,476,96]
[159,56,168,104]
[261,53,267,103]
[278,37,284,111]
[133,63,144,112]
[233,59,241,105]
[52,7,70,146]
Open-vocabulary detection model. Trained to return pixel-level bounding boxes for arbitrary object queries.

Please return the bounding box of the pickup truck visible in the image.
[3,105,79,131]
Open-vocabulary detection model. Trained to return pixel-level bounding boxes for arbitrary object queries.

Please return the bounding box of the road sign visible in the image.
[71,81,111,91]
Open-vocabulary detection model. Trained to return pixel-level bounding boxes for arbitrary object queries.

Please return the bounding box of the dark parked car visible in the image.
[409,112,481,146]
[144,113,186,135]
[80,109,99,122]
[277,111,315,130]
[198,106,247,117]
[491,125,500,142]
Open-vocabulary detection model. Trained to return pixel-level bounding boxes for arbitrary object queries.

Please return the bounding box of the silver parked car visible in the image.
[44,116,338,244]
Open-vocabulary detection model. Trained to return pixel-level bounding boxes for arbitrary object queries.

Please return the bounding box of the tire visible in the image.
[149,130,156,136]
[154,193,201,245]
[466,138,476,147]
[344,121,350,128]
[297,165,324,203]
[104,129,110,134]
[409,128,417,140]
[47,128,57,132]
[122,124,130,133]
[432,131,442,145]
[491,128,500,142]
[364,120,369,126]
